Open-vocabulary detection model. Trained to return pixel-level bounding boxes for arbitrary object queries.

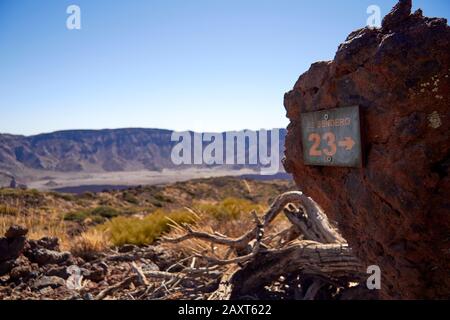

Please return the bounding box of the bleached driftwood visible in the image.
[164,191,365,300]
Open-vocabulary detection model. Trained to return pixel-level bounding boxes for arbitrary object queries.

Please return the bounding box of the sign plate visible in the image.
[301,106,362,167]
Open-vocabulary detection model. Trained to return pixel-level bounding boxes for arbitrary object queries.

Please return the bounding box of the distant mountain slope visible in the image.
[0,128,286,179]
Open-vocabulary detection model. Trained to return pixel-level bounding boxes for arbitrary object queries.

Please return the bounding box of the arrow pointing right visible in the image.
[338,137,355,151]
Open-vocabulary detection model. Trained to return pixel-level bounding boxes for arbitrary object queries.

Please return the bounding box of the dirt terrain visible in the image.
[1,177,308,300]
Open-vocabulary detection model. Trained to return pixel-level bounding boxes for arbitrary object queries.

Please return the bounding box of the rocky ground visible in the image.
[0,177,301,300]
[0,225,211,300]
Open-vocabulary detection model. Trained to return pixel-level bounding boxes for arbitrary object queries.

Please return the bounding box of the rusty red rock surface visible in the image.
[283,0,450,299]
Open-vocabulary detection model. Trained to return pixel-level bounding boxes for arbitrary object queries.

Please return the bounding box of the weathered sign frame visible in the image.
[300,106,363,168]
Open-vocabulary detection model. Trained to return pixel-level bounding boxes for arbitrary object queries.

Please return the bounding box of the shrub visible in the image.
[153,193,173,203]
[123,192,139,205]
[81,192,95,199]
[51,192,76,202]
[0,209,69,249]
[100,198,265,247]
[0,204,19,216]
[0,188,44,201]
[150,199,163,207]
[91,206,119,219]
[100,209,196,246]
[64,210,91,222]
[194,197,263,222]
[70,229,110,259]
[64,206,120,223]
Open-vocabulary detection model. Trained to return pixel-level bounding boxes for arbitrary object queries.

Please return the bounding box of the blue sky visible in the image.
[0,0,449,136]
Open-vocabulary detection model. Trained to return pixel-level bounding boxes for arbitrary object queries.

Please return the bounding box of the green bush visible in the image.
[0,188,43,200]
[123,192,139,205]
[64,206,120,223]
[48,191,76,202]
[91,206,120,218]
[194,197,263,222]
[93,198,265,247]
[101,209,196,246]
[153,193,173,203]
[64,210,91,222]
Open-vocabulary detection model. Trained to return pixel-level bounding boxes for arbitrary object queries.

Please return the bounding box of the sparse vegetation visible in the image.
[194,197,264,222]
[70,229,110,259]
[49,192,76,202]
[0,204,19,216]
[1,177,295,250]
[100,208,197,246]
[122,191,139,205]
[98,197,267,247]
[64,206,120,223]
[0,208,68,248]
[0,177,298,300]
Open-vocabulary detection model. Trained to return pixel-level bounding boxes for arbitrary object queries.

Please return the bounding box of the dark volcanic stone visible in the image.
[0,260,17,276]
[36,237,60,251]
[4,225,28,239]
[32,276,66,290]
[25,248,71,266]
[0,236,26,263]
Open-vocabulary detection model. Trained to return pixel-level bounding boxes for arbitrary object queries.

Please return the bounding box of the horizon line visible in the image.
[0,127,287,138]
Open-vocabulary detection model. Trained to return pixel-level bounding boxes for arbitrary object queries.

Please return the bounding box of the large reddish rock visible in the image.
[283,0,449,299]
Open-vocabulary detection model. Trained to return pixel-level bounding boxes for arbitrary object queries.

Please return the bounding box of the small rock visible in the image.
[0,260,17,276]
[0,236,27,262]
[46,266,70,279]
[9,263,34,281]
[83,263,107,282]
[36,237,59,251]
[141,260,160,272]
[32,276,66,290]
[5,225,28,239]
[39,287,54,295]
[118,244,138,253]
[83,293,94,300]
[26,248,71,266]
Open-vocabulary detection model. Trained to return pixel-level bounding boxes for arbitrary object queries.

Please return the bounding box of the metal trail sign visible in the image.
[300,106,363,168]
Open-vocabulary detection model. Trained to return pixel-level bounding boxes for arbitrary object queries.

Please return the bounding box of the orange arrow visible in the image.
[338,137,355,151]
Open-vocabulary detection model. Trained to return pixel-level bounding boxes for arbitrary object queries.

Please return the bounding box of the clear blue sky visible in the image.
[0,0,449,136]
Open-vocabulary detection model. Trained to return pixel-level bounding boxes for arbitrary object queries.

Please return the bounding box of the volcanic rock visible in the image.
[35,237,60,251]
[5,225,28,239]
[382,0,412,31]
[45,266,70,279]
[10,264,34,282]
[25,248,71,266]
[0,260,17,276]
[283,0,449,299]
[81,263,108,282]
[32,276,66,291]
[0,225,27,265]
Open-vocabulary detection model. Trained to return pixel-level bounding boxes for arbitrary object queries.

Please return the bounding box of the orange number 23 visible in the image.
[308,132,337,157]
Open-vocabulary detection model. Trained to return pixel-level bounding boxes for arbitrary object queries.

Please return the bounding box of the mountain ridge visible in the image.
[0,128,287,184]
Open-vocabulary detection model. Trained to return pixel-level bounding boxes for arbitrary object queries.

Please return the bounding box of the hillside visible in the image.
[0,128,287,184]
[0,176,299,300]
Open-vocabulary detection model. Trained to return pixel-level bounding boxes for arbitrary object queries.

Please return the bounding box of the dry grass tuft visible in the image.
[0,208,69,249]
[100,208,198,246]
[0,204,19,216]
[70,229,111,258]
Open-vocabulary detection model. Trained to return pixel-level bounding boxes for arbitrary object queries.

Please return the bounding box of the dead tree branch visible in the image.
[161,191,364,300]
